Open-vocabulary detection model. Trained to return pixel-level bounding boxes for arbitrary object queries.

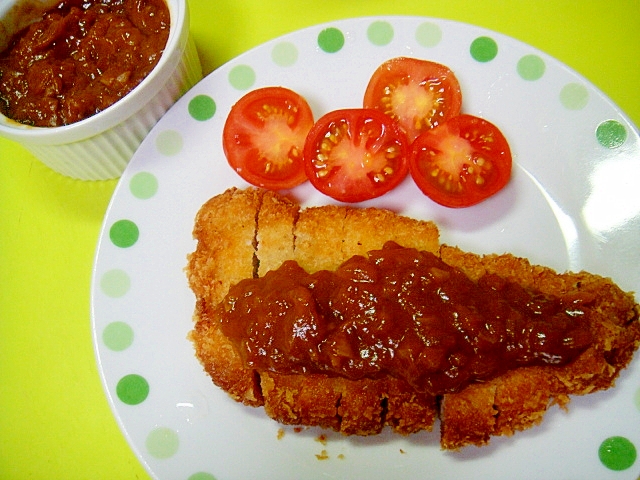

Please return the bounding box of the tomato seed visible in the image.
[320,140,332,152]
[386,147,400,159]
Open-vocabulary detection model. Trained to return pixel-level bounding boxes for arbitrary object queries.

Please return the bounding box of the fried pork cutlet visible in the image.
[187,187,640,449]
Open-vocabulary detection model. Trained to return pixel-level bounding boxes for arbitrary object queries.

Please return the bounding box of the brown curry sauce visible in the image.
[219,241,594,396]
[0,0,169,127]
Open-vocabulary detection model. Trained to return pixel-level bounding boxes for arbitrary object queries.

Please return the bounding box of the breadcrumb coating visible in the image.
[187,187,640,449]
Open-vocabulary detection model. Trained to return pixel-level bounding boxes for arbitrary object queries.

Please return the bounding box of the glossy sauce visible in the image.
[219,242,594,395]
[0,0,169,126]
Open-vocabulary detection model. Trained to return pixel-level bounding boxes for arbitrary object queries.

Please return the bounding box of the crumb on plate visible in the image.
[315,449,329,460]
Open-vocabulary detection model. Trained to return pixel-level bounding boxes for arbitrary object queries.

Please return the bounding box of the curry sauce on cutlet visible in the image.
[218,241,593,396]
[188,187,640,448]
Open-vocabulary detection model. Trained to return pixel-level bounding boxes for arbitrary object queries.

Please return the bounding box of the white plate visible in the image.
[91,16,640,480]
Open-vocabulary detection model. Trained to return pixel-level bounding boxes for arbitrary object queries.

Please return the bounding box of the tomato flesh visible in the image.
[363,57,462,142]
[223,86,314,190]
[303,109,410,203]
[409,114,512,208]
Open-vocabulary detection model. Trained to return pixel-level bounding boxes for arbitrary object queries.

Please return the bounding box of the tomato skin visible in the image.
[363,57,462,142]
[409,114,512,208]
[222,86,314,190]
[303,108,410,203]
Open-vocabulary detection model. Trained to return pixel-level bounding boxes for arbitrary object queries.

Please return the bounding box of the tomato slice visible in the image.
[303,108,410,203]
[409,114,512,208]
[222,86,314,189]
[363,57,462,142]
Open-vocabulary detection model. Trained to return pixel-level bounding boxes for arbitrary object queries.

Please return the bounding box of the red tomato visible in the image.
[303,109,410,203]
[363,57,462,142]
[409,114,512,208]
[222,86,314,189]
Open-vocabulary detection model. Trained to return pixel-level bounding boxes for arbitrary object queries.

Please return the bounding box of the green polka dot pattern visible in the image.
[102,321,134,351]
[188,94,216,121]
[367,21,394,46]
[116,374,150,405]
[470,36,498,62]
[599,436,637,471]
[155,129,183,156]
[317,27,344,53]
[188,473,218,480]
[109,219,139,248]
[228,64,256,90]
[146,427,179,459]
[129,172,158,199]
[271,42,298,66]
[560,83,589,110]
[517,54,545,81]
[93,17,637,479]
[100,269,130,298]
[415,22,442,47]
[596,120,627,149]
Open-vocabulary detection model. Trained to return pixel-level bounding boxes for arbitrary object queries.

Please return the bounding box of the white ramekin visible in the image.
[0,0,202,180]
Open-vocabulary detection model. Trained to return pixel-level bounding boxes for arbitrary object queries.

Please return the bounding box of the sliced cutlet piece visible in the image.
[440,367,558,450]
[261,367,439,436]
[491,367,559,437]
[191,302,264,406]
[188,187,265,406]
[277,203,441,436]
[256,190,298,276]
[260,372,343,432]
[187,187,263,306]
[382,378,438,435]
[440,382,499,450]
[293,203,440,272]
[438,244,640,449]
[294,204,349,272]
[342,206,440,256]
[261,372,436,436]
[336,377,388,435]
[337,208,440,435]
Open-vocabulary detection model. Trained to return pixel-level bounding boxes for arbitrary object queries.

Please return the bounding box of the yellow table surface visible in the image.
[1,1,638,478]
